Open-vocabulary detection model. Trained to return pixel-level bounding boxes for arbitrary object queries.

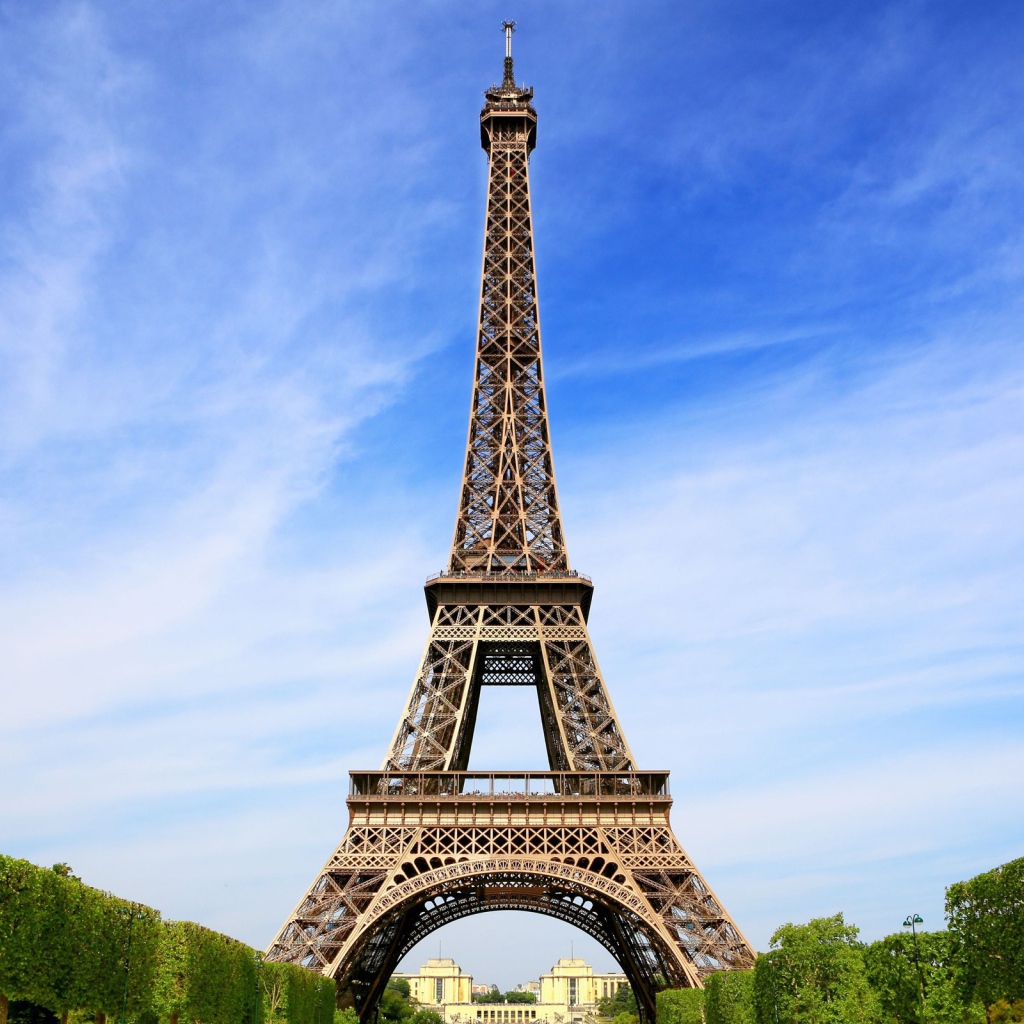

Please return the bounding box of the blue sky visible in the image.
[2,0,1023,991]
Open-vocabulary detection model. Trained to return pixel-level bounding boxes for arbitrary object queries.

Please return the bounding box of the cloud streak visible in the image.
[1,0,1022,980]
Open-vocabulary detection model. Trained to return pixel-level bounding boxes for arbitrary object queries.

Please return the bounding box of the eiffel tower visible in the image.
[266,25,755,1021]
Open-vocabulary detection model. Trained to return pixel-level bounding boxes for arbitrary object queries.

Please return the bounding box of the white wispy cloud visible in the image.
[0,4,140,453]
[556,331,1024,946]
[1,0,1022,979]
[0,0,432,879]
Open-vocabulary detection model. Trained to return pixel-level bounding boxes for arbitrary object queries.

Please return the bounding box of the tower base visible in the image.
[267,772,755,1023]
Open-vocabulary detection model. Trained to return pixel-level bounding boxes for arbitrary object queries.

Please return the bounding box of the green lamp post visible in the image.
[118,903,150,1024]
[902,913,926,1020]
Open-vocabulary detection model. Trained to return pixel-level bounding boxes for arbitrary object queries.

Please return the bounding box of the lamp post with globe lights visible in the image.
[903,913,927,1019]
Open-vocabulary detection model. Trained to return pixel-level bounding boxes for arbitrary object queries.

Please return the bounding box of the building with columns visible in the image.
[391,956,627,1024]
[392,958,474,1007]
[464,1004,562,1024]
[539,959,628,1010]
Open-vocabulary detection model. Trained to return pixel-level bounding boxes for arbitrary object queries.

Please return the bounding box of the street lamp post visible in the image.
[253,951,264,1024]
[118,904,148,1024]
[764,951,781,1024]
[902,914,926,1021]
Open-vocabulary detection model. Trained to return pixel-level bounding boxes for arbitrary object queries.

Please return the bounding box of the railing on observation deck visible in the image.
[349,771,669,799]
[425,569,593,584]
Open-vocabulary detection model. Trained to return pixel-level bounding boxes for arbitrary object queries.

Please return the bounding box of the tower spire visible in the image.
[502,20,516,89]
[453,24,553,574]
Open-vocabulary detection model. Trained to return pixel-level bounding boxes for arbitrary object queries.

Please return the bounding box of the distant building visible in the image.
[392,957,624,1024]
[392,958,473,1008]
[461,1004,564,1024]
[539,959,628,1011]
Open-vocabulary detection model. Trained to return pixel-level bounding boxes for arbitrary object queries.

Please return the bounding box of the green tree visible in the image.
[473,989,505,1005]
[612,1013,639,1024]
[502,994,536,1005]
[335,1009,359,1024]
[864,930,984,1024]
[600,987,637,1018]
[704,971,754,1024]
[753,914,879,1024]
[410,1011,444,1024]
[946,857,1024,1015]
[379,988,413,1024]
[388,981,412,1002]
[656,987,703,1024]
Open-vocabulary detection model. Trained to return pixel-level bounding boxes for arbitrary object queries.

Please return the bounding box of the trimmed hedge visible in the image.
[156,921,259,1024]
[0,855,333,1024]
[0,856,162,1019]
[262,960,335,1024]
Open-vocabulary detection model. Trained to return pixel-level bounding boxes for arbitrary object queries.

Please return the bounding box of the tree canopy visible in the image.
[597,985,636,1018]
[471,990,536,1005]
[752,914,879,1024]
[946,857,1024,1013]
[705,969,755,1024]
[863,929,985,1024]
[655,987,702,1024]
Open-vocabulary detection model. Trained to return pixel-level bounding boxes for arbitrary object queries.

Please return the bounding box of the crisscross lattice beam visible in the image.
[382,600,634,772]
[450,78,565,575]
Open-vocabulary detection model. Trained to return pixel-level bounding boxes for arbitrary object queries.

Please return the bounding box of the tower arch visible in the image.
[328,859,687,1021]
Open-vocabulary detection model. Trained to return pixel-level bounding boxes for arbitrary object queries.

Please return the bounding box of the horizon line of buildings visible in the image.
[392,957,629,1024]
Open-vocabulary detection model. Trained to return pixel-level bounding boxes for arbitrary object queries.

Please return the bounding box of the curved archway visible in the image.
[331,857,695,1024]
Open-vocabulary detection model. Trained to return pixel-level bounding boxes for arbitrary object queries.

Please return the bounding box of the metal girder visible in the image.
[450,64,563,577]
[265,776,756,1022]
[266,35,755,1024]
[383,601,633,773]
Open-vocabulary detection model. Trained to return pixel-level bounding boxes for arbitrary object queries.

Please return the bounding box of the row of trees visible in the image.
[472,990,536,1005]
[655,855,1023,1024]
[0,856,335,1024]
[656,915,989,1024]
[4,852,1020,1024]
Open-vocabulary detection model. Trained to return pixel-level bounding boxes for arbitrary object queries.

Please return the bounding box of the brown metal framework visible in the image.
[267,26,755,1023]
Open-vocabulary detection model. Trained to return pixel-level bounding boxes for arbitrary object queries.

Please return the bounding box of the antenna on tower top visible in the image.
[501,21,516,88]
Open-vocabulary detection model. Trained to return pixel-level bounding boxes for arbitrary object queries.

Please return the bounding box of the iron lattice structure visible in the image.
[267,27,755,1023]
